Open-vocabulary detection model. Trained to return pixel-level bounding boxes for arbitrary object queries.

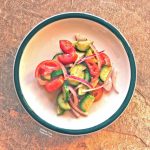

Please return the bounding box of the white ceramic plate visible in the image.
[14,12,136,135]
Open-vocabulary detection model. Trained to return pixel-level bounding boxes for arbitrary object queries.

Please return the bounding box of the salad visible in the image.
[35,34,118,118]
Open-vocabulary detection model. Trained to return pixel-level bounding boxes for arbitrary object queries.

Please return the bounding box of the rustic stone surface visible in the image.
[0,0,150,149]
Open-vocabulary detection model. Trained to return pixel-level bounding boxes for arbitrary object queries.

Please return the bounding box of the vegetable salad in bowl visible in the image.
[35,34,119,118]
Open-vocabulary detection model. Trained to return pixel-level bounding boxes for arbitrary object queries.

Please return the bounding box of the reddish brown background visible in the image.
[0,0,150,149]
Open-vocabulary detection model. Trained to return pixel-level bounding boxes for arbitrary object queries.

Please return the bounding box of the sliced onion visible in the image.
[103,77,112,91]
[66,75,93,88]
[56,61,68,79]
[68,86,79,106]
[77,55,93,64]
[75,84,83,90]
[90,44,101,69]
[112,68,119,93]
[69,99,88,116]
[77,51,104,64]
[83,77,112,93]
[82,84,104,92]
[71,109,80,118]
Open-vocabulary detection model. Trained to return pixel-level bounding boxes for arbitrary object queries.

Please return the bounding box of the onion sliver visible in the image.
[69,100,88,116]
[82,84,104,92]
[77,51,104,64]
[112,68,119,93]
[56,61,68,79]
[71,109,80,118]
[68,86,79,106]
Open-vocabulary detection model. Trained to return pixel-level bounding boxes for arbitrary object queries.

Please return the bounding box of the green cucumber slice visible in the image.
[78,84,88,96]
[63,81,69,102]
[51,69,63,78]
[75,40,93,52]
[79,94,95,112]
[57,105,65,115]
[84,69,91,82]
[57,93,71,110]
[71,41,77,47]
[100,66,112,82]
[69,64,86,86]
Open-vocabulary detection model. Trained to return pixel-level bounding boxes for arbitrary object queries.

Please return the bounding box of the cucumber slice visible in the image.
[70,64,87,72]
[84,69,91,82]
[99,77,104,84]
[40,74,51,81]
[51,69,63,78]
[71,41,77,47]
[86,48,97,62]
[78,84,88,96]
[100,66,112,82]
[79,94,95,112]
[86,48,93,55]
[63,81,69,102]
[69,64,86,86]
[57,105,65,115]
[52,53,63,60]
[75,41,93,52]
[57,93,71,110]
[75,34,87,41]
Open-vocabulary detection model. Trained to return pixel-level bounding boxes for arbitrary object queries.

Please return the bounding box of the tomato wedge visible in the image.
[91,76,99,87]
[92,86,103,102]
[35,60,60,85]
[99,53,111,66]
[86,60,100,77]
[60,40,75,54]
[58,53,78,65]
[45,76,64,92]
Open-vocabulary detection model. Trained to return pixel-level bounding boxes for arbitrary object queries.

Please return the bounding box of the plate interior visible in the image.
[19,18,130,130]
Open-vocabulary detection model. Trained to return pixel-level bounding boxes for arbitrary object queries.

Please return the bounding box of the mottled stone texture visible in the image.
[0,0,150,149]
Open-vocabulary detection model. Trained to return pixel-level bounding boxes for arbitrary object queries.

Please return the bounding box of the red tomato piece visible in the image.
[91,76,99,87]
[86,60,100,77]
[59,40,76,54]
[58,53,78,65]
[99,53,111,66]
[45,76,64,92]
[92,86,103,102]
[98,53,105,66]
[35,60,60,85]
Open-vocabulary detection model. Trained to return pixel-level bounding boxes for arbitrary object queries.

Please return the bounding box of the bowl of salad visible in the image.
[14,12,136,135]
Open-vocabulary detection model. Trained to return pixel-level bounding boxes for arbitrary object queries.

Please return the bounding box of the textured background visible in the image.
[0,0,150,149]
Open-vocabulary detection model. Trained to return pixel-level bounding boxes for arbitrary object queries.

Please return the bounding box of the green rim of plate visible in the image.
[14,12,136,135]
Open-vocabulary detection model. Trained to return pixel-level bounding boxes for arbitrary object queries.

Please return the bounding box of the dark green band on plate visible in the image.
[14,12,136,135]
